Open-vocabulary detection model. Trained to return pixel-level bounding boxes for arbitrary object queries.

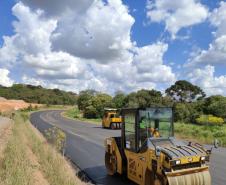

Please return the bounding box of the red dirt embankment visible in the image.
[0,97,40,112]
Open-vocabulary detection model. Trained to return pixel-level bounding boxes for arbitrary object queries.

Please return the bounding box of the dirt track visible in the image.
[0,97,39,112]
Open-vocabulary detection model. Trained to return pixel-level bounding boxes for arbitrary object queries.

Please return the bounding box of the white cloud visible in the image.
[0,68,14,87]
[185,2,226,95]
[187,2,226,66]
[0,2,57,66]
[0,1,176,94]
[21,0,93,17]
[210,1,226,37]
[188,65,226,95]
[146,0,208,39]
[24,52,89,79]
[51,0,135,62]
[133,43,175,84]
[188,35,226,65]
[22,75,45,86]
[90,42,176,93]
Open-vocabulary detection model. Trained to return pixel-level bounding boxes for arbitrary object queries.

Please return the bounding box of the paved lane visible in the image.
[30,110,134,185]
[30,110,226,185]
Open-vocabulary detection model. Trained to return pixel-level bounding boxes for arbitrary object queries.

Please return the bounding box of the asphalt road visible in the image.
[30,110,226,185]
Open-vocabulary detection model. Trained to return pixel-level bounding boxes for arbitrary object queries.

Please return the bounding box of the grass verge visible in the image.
[175,122,226,147]
[63,108,101,125]
[64,108,226,146]
[0,112,85,185]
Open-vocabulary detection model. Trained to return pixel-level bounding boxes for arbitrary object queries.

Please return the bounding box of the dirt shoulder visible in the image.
[0,97,41,113]
[0,113,87,185]
[0,117,13,158]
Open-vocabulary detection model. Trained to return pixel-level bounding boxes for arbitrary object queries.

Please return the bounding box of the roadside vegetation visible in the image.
[1,80,226,147]
[0,84,77,105]
[175,123,226,147]
[0,111,85,185]
[64,80,226,146]
[64,108,101,125]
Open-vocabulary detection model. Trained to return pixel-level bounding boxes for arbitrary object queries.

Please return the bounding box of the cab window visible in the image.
[138,108,173,148]
[110,114,115,118]
[124,113,136,151]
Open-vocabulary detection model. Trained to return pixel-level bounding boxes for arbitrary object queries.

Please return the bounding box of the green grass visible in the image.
[174,122,226,147]
[63,108,102,125]
[0,115,33,185]
[64,108,226,147]
[0,112,84,185]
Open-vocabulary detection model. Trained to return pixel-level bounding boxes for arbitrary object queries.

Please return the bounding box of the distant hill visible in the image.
[0,84,77,105]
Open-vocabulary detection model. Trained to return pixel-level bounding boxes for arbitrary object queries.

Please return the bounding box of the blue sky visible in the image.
[0,0,226,95]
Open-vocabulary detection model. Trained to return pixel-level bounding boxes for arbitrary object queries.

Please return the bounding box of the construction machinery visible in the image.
[102,108,122,129]
[105,107,211,185]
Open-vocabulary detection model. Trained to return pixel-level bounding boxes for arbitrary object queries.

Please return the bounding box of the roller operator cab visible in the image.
[102,108,122,129]
[105,107,211,185]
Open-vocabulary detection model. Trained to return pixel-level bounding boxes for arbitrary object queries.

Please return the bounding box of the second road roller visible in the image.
[105,107,212,185]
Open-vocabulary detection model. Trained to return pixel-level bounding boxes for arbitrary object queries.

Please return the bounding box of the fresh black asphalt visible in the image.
[30,110,226,185]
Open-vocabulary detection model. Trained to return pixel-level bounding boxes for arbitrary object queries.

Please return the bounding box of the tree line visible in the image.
[77,80,226,125]
[0,84,77,105]
[1,82,225,125]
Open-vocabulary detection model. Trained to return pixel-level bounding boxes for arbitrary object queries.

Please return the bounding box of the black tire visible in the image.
[110,123,115,129]
[145,170,153,185]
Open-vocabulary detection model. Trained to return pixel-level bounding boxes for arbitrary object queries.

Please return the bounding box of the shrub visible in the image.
[72,108,80,118]
[213,130,226,137]
[44,127,66,152]
[83,105,98,118]
[196,115,224,126]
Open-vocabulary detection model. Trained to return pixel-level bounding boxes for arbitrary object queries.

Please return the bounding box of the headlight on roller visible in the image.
[170,160,181,166]
[175,160,181,165]
[201,156,206,161]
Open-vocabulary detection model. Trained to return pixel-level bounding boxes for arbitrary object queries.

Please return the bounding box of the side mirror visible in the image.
[214,139,219,149]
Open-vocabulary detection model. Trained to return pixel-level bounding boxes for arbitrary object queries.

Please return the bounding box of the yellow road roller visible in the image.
[102,108,122,129]
[105,107,211,185]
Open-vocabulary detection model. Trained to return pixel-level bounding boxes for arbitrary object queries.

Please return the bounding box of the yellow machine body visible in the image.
[102,109,122,129]
[104,107,211,185]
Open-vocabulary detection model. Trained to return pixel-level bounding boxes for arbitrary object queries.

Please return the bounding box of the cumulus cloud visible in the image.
[187,2,226,66]
[24,52,89,79]
[188,65,226,95]
[20,0,93,17]
[0,1,176,93]
[90,42,176,93]
[51,0,135,62]
[188,35,226,65]
[0,2,57,66]
[0,68,14,87]
[133,43,175,84]
[210,1,226,37]
[146,0,208,39]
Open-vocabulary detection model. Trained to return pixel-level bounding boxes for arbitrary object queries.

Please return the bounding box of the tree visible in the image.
[0,84,77,105]
[124,89,163,108]
[84,105,98,118]
[77,90,96,110]
[92,93,113,117]
[112,92,126,108]
[162,96,174,106]
[78,91,113,118]
[174,103,190,122]
[165,80,205,102]
[204,95,226,118]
